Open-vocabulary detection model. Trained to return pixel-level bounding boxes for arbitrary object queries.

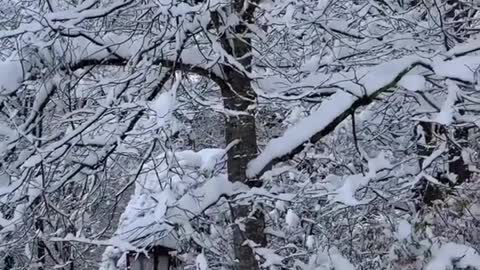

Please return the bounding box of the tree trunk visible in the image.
[36,218,46,270]
[448,128,471,185]
[4,255,14,270]
[218,0,266,268]
[415,122,443,207]
[220,67,267,269]
[415,122,471,207]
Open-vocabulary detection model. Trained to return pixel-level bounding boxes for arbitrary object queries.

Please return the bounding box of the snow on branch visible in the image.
[446,37,480,58]
[45,0,133,25]
[117,174,291,250]
[66,36,225,84]
[247,56,429,178]
[114,148,249,249]
[170,176,246,221]
[0,54,25,94]
[50,235,144,254]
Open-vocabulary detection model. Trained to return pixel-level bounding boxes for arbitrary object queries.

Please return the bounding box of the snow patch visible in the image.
[434,80,459,125]
[395,219,412,241]
[425,242,480,270]
[286,209,300,228]
[0,56,23,94]
[196,252,209,270]
[399,74,426,92]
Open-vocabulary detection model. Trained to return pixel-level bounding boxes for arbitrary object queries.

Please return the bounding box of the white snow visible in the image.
[366,151,392,177]
[301,54,321,72]
[99,246,123,270]
[306,235,315,250]
[398,74,426,92]
[285,209,300,228]
[309,248,356,270]
[395,219,412,241]
[434,80,459,125]
[275,200,287,212]
[467,203,480,220]
[284,106,306,126]
[149,77,178,127]
[174,148,226,174]
[256,247,285,267]
[433,56,480,83]
[195,252,209,270]
[446,37,480,57]
[0,56,23,94]
[111,147,248,252]
[22,154,43,168]
[330,253,356,270]
[173,176,245,221]
[326,152,391,206]
[425,242,480,270]
[331,174,369,206]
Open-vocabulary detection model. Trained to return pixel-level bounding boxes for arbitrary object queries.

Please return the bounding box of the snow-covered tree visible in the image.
[1,0,480,270]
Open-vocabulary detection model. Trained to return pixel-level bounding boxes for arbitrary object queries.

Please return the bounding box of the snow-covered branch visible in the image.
[247,57,429,177]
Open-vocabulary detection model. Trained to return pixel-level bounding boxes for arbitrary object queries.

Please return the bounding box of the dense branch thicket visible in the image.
[0,0,479,270]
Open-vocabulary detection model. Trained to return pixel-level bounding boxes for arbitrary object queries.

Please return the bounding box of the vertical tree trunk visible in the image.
[448,128,471,185]
[220,67,266,269]
[4,255,14,270]
[36,218,46,270]
[415,122,443,207]
[415,122,471,207]
[34,110,47,270]
[218,0,266,268]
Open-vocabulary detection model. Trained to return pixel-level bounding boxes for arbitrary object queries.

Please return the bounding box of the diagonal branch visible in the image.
[69,57,226,86]
[246,58,430,178]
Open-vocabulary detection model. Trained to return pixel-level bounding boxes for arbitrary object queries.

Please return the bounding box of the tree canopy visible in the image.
[0,0,480,269]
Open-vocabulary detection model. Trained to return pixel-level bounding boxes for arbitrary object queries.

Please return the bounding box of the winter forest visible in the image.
[2,0,480,269]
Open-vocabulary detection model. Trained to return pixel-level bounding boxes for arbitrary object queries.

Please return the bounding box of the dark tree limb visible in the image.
[250,61,427,177]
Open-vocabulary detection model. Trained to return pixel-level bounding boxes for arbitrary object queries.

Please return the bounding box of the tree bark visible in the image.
[36,218,46,270]
[448,128,471,185]
[217,0,266,269]
[415,122,443,207]
[415,122,471,207]
[220,68,267,269]
[4,255,14,270]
